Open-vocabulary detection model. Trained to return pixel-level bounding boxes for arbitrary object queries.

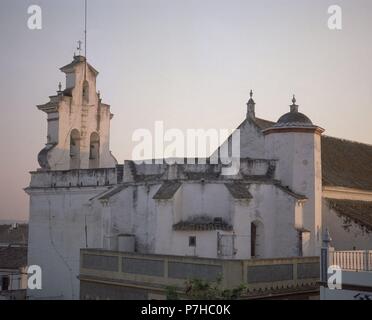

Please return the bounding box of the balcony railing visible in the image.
[80,249,320,299]
[329,250,372,272]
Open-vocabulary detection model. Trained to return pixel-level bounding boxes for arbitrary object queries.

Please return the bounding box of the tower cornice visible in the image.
[263,126,325,136]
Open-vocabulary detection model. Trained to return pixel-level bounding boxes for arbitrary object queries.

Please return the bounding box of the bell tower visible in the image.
[37,55,117,170]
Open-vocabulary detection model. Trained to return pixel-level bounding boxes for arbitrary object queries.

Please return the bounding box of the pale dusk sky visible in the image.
[0,0,371,220]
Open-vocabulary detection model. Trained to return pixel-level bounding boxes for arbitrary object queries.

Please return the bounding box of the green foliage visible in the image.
[165,286,180,300]
[166,275,246,300]
[185,276,246,300]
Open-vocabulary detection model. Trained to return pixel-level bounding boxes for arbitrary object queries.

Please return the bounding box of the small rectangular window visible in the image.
[1,276,10,291]
[189,236,196,247]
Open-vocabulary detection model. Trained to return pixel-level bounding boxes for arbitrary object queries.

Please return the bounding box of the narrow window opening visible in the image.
[251,223,257,258]
[251,220,264,258]
[82,80,89,104]
[1,276,10,291]
[189,236,196,247]
[298,231,303,257]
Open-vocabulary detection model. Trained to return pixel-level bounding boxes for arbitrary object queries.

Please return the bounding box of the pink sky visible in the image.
[0,0,372,221]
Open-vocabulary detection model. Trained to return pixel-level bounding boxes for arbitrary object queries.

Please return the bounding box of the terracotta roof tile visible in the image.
[326,198,372,231]
[322,136,372,191]
[0,225,28,246]
[252,117,372,192]
[224,183,253,200]
[95,185,128,201]
[173,217,232,231]
[252,117,275,130]
[0,246,27,269]
[153,182,182,200]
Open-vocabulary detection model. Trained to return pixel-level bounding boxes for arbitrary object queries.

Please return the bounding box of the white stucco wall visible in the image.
[264,131,323,256]
[166,231,222,259]
[178,183,231,221]
[238,119,267,158]
[232,184,302,259]
[91,181,303,261]
[100,184,160,253]
[27,187,107,300]
[212,118,266,160]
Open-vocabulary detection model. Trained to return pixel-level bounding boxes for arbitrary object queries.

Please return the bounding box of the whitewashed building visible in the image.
[25,56,372,299]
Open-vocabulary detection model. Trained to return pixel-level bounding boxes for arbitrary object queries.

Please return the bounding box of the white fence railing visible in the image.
[329,250,372,272]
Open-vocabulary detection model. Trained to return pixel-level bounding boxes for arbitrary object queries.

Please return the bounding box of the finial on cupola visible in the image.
[247,89,256,119]
[290,94,299,113]
[57,82,63,96]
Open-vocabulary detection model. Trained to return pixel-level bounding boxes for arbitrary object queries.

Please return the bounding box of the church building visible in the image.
[25,56,372,299]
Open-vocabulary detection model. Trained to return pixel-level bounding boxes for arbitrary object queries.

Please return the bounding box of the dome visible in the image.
[274,95,313,127]
[277,111,313,125]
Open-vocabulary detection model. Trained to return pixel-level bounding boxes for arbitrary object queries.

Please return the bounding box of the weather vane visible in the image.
[77,40,82,56]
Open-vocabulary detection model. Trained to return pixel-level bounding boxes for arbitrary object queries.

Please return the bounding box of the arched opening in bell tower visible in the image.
[82,80,89,104]
[70,129,81,169]
[89,132,100,168]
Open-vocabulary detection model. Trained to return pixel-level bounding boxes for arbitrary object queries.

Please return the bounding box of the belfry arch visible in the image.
[82,80,89,104]
[89,132,100,168]
[70,129,81,169]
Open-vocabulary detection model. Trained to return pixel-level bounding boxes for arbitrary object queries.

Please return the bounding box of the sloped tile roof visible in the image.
[153,182,182,200]
[185,172,221,180]
[321,136,372,191]
[252,117,275,130]
[95,184,128,201]
[0,225,28,246]
[237,117,276,131]
[326,198,372,231]
[0,246,27,269]
[224,183,253,200]
[253,117,372,192]
[173,217,232,231]
[275,184,308,200]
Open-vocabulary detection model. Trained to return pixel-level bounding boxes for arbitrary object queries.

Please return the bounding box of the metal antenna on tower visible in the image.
[84,0,88,80]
